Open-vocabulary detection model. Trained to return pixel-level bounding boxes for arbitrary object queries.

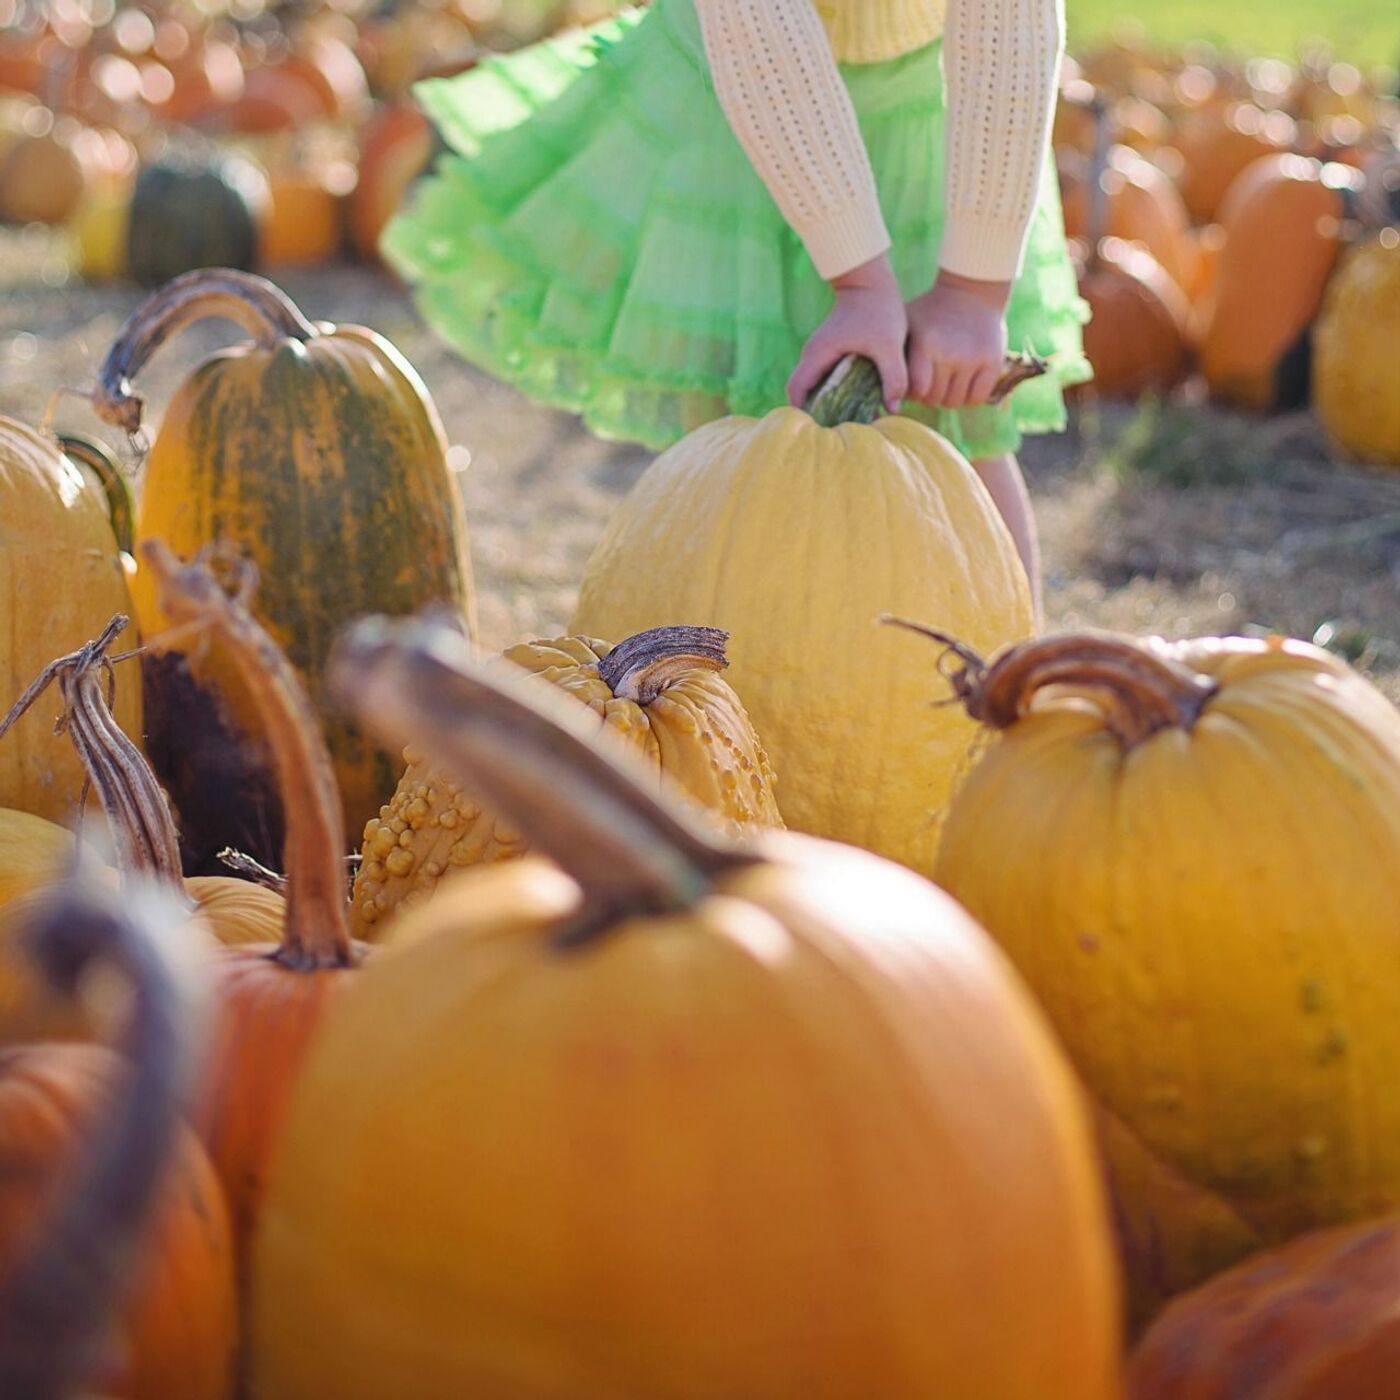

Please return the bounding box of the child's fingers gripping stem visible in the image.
[788,254,909,413]
[907,270,1012,411]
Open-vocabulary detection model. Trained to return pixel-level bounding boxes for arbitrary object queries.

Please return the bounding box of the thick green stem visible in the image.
[332,618,754,943]
[0,870,201,1400]
[58,435,135,556]
[92,269,318,435]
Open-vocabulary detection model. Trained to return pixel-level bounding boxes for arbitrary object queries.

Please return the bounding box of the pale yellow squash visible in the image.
[573,367,1033,873]
[930,630,1400,1322]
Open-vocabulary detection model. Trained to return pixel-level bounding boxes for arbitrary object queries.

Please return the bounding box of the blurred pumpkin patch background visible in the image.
[0,0,1396,698]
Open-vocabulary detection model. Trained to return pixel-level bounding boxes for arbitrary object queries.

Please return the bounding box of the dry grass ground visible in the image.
[3,244,1397,702]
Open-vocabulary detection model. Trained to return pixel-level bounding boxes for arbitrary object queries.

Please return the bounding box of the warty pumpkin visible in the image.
[141,541,363,1273]
[1312,232,1400,465]
[0,874,237,1400]
[572,356,1034,875]
[92,268,475,871]
[1128,1216,1400,1399]
[1199,154,1360,410]
[353,625,782,936]
[250,616,1121,1400]
[920,628,1400,1323]
[0,414,142,822]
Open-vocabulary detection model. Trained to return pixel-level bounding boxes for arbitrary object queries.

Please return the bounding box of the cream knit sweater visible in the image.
[695,0,1063,282]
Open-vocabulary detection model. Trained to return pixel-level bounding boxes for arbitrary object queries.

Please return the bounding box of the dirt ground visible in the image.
[3,243,1398,701]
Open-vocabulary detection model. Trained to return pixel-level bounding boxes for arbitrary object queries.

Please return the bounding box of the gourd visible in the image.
[142,541,364,1269]
[0,415,141,822]
[922,628,1400,1322]
[1312,234,1400,465]
[92,269,474,871]
[250,616,1122,1400]
[1199,154,1359,410]
[126,148,268,287]
[572,357,1034,874]
[1128,1217,1400,1398]
[353,626,782,935]
[0,872,236,1400]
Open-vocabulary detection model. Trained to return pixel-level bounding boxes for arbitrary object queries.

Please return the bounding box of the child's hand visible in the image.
[906,271,1011,409]
[788,254,909,413]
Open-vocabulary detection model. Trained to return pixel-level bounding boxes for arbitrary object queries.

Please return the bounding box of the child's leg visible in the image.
[971,454,1043,627]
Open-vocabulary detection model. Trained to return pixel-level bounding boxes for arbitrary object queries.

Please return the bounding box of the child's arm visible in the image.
[695,0,909,410]
[907,0,1064,410]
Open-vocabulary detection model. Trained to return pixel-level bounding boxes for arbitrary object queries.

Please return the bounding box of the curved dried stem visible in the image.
[0,617,183,885]
[332,617,755,946]
[885,622,1218,748]
[92,269,318,435]
[0,869,202,1400]
[141,542,354,970]
[597,626,730,705]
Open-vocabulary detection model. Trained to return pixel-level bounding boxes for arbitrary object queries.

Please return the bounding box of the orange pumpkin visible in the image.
[1199,154,1358,409]
[350,100,433,265]
[0,878,236,1400]
[258,159,347,266]
[1175,102,1297,223]
[1128,1217,1400,1399]
[141,542,362,1269]
[1074,238,1191,397]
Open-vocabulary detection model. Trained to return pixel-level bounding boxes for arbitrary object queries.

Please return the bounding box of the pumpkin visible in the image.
[1312,234,1400,465]
[226,63,327,134]
[349,99,433,265]
[1073,236,1191,397]
[571,356,1033,874]
[92,268,475,871]
[250,616,1121,1400]
[257,157,347,267]
[0,875,236,1400]
[1178,222,1224,313]
[1128,1217,1400,1399]
[1199,154,1359,410]
[1175,102,1297,223]
[0,112,89,224]
[126,148,267,287]
[923,629,1400,1322]
[69,167,134,282]
[0,415,141,822]
[141,541,363,1270]
[0,810,70,909]
[353,626,783,935]
[1059,144,1192,291]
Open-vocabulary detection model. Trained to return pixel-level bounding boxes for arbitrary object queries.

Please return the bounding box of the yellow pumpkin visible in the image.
[92,268,475,873]
[0,809,70,909]
[573,358,1033,874]
[0,416,141,822]
[926,629,1400,1322]
[251,618,1121,1400]
[1312,234,1400,465]
[352,626,783,935]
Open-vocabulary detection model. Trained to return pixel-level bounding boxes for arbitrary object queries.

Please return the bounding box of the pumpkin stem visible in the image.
[141,542,355,970]
[807,352,1050,426]
[885,621,1218,748]
[91,269,318,435]
[0,867,203,1400]
[57,435,135,556]
[597,626,730,705]
[331,618,756,942]
[0,617,183,886]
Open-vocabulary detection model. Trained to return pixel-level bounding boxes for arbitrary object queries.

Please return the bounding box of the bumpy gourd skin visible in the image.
[352,636,782,935]
[1312,236,1400,464]
[573,409,1033,875]
[935,635,1400,1318]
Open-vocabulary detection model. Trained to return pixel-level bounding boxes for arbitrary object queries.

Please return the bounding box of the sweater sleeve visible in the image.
[939,0,1064,281]
[695,0,891,281]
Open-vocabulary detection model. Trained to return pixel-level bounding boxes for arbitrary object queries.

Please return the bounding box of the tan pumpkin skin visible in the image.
[0,1043,238,1400]
[0,808,71,908]
[1200,154,1352,409]
[128,314,474,851]
[0,416,142,822]
[1128,1217,1400,1399]
[352,633,783,935]
[186,875,286,945]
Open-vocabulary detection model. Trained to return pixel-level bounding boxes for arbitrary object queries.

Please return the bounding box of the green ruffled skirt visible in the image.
[383,0,1091,456]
